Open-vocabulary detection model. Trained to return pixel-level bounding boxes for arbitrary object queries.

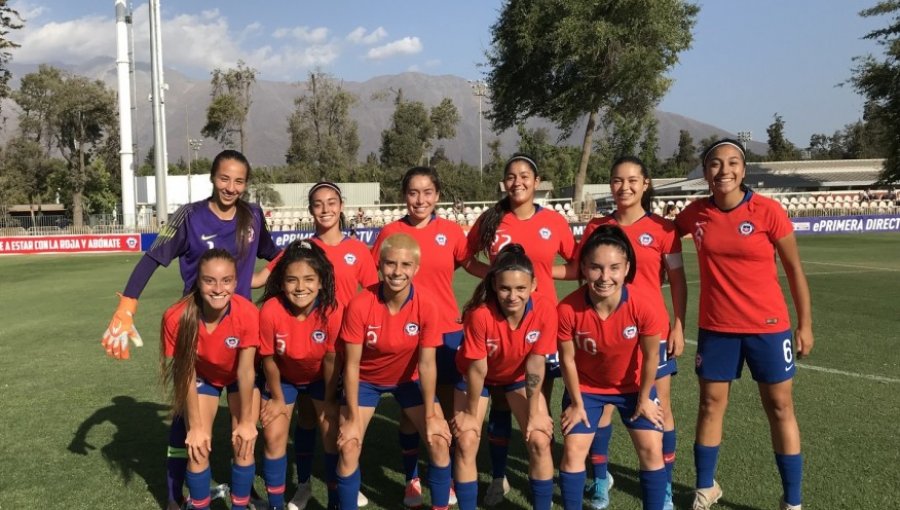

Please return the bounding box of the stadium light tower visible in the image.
[148,0,169,224]
[188,138,202,203]
[737,130,752,150]
[115,0,136,227]
[469,80,487,182]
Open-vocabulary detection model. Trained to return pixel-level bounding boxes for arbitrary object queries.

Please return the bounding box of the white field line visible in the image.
[661,268,895,288]
[683,339,900,384]
[801,260,900,272]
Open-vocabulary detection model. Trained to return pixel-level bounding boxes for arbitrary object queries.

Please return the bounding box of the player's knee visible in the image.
[339,439,362,461]
[527,432,551,456]
[764,395,796,422]
[456,430,480,457]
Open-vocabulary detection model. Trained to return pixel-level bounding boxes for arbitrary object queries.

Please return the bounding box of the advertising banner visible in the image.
[791,214,900,235]
[0,234,141,255]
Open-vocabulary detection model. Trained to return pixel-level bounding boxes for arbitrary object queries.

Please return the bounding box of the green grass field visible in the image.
[1,234,898,509]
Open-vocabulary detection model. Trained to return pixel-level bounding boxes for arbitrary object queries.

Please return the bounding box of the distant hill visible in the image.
[1,58,768,168]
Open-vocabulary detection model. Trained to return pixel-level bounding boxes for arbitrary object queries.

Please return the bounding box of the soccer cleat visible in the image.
[483,477,510,507]
[358,490,369,507]
[211,483,230,502]
[403,477,424,508]
[663,481,674,510]
[584,472,614,510]
[448,483,457,506]
[287,481,312,510]
[692,480,722,510]
[779,499,801,510]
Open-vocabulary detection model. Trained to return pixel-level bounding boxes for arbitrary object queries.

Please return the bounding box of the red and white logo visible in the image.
[638,233,654,246]
[738,221,755,236]
[623,325,638,340]
[435,233,447,246]
[526,330,541,344]
[225,336,240,349]
[344,253,357,265]
[539,227,551,240]
[404,322,420,336]
[311,330,326,344]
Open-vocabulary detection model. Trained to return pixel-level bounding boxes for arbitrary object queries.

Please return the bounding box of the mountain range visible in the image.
[1,57,768,168]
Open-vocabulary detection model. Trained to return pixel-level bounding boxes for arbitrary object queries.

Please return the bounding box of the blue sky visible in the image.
[8,0,887,148]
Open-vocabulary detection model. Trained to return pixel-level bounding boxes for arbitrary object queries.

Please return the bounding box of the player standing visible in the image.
[676,139,813,510]
[450,244,556,510]
[159,249,260,510]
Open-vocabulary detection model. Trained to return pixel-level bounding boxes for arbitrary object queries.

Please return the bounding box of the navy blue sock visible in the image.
[294,425,316,484]
[264,455,288,508]
[590,423,612,479]
[775,453,803,506]
[325,452,340,508]
[454,480,478,510]
[530,478,554,510]
[166,416,188,505]
[487,408,512,479]
[337,467,361,510]
[427,463,452,508]
[559,470,586,510]
[185,467,211,510]
[663,429,676,483]
[694,443,719,489]
[399,430,420,481]
[230,463,255,510]
[640,468,667,510]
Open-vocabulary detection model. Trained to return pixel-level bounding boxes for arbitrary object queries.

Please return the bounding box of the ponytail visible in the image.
[210,149,254,261]
[578,225,637,284]
[474,154,540,256]
[463,243,534,317]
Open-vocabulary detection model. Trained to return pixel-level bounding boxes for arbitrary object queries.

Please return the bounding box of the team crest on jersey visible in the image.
[311,330,327,344]
[435,233,447,246]
[344,253,357,265]
[539,227,551,240]
[525,330,541,344]
[405,322,420,335]
[224,336,240,349]
[738,221,755,236]
[623,325,638,340]
[638,233,654,246]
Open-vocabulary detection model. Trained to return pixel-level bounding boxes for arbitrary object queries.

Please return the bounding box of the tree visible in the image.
[0,1,22,125]
[486,0,699,212]
[285,70,359,177]
[379,90,460,170]
[2,137,53,223]
[766,113,799,161]
[639,118,661,174]
[851,1,900,182]
[202,60,257,152]
[660,129,697,177]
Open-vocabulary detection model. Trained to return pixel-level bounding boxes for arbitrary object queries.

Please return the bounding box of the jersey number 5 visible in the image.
[366,330,378,349]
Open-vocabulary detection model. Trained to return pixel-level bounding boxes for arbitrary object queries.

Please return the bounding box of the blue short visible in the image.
[454,379,526,397]
[656,340,678,379]
[260,379,326,405]
[196,377,238,397]
[436,331,463,385]
[695,328,795,383]
[545,351,561,379]
[561,389,661,434]
[348,380,426,409]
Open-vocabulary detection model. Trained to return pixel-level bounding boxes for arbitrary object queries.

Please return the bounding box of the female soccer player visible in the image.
[564,156,686,510]
[336,233,453,510]
[451,244,556,510]
[101,149,279,510]
[557,225,667,510]
[258,240,343,510]
[159,249,260,510]
[675,139,813,510]
[465,154,575,505]
[371,167,469,506]
[255,181,377,510]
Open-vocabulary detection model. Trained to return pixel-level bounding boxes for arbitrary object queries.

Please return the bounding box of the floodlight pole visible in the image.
[737,130,752,151]
[149,0,169,224]
[115,0,135,227]
[470,80,487,182]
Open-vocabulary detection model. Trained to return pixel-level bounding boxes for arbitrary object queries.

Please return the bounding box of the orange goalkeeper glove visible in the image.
[101,294,143,360]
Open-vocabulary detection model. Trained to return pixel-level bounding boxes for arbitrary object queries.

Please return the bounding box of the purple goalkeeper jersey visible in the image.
[145,199,279,299]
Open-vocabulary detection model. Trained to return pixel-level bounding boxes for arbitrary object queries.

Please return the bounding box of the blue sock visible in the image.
[185,467,211,510]
[166,416,188,505]
[230,463,255,510]
[559,470,586,510]
[427,463,452,508]
[294,425,316,484]
[639,468,668,510]
[337,467,361,510]
[694,443,719,489]
[590,423,612,479]
[454,480,478,510]
[775,453,803,506]
[530,478,554,510]
[399,430,420,481]
[325,452,340,508]
[264,455,288,508]
[487,408,512,479]
[663,429,677,483]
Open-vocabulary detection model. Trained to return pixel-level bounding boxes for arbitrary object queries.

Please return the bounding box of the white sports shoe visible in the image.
[403,477,424,508]
[357,490,369,507]
[483,477,510,507]
[779,499,801,510]
[692,480,722,510]
[287,481,312,510]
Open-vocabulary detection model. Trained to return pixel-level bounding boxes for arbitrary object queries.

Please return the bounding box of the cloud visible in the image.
[346,26,387,45]
[9,0,46,22]
[272,26,329,44]
[366,36,422,60]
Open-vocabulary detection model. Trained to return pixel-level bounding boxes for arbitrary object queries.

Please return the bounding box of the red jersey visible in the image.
[577,214,681,340]
[456,296,558,385]
[466,207,575,302]
[163,294,260,388]
[557,285,665,394]
[258,296,343,385]
[267,236,379,307]
[675,192,793,333]
[340,284,442,386]
[372,216,468,334]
